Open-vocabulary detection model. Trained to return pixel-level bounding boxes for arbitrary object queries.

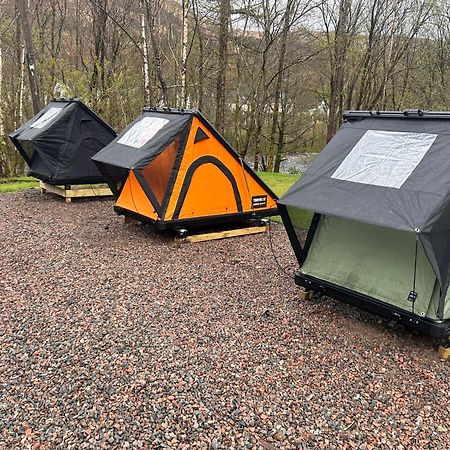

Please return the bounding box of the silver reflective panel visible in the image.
[30,107,64,129]
[117,117,169,148]
[331,130,437,188]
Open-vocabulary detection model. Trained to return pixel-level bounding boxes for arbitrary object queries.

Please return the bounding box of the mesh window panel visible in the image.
[141,138,180,205]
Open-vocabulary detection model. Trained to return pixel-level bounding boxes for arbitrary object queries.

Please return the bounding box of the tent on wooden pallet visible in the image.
[278,110,450,338]
[9,99,116,185]
[92,107,278,230]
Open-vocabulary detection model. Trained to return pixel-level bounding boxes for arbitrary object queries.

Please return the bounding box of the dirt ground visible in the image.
[0,190,449,449]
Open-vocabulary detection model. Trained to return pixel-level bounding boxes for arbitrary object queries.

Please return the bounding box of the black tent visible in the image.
[279,110,450,337]
[9,99,116,185]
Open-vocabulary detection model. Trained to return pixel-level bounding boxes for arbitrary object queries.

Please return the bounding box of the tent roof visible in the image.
[9,98,116,184]
[10,99,116,146]
[279,110,450,234]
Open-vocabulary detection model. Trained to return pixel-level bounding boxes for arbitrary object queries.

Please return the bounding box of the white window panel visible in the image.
[30,107,64,129]
[331,130,437,188]
[117,117,169,148]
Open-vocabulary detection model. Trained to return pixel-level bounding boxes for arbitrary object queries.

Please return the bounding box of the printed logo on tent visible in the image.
[252,195,268,208]
[331,130,437,188]
[30,107,64,129]
[117,117,169,148]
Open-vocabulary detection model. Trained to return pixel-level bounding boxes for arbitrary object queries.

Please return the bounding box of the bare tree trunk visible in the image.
[19,46,25,123]
[192,0,204,110]
[215,0,230,133]
[253,110,263,171]
[17,0,42,114]
[146,0,168,104]
[381,4,399,109]
[0,45,3,138]
[181,0,189,107]
[326,0,351,142]
[267,1,291,172]
[140,0,153,105]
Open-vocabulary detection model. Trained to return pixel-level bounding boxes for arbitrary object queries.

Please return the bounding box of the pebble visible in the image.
[0,190,449,448]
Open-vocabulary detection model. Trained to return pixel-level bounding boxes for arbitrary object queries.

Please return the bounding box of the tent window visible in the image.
[142,138,179,204]
[30,107,63,129]
[117,117,169,148]
[331,130,437,188]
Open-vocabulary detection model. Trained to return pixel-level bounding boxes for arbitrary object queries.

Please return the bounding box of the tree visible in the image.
[215,0,230,133]
[17,0,42,114]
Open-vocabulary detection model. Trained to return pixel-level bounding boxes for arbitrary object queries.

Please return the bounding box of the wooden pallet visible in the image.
[175,222,268,244]
[298,289,314,301]
[39,181,112,204]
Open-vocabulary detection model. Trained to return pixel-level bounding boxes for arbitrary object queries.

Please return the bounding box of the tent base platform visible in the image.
[295,272,450,338]
[40,181,113,203]
[438,345,450,361]
[114,206,277,231]
[174,221,268,244]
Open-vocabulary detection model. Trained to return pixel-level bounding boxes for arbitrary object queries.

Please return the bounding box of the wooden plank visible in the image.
[39,181,112,201]
[176,225,267,244]
[438,345,450,361]
[298,289,314,301]
[65,187,112,198]
[40,182,66,197]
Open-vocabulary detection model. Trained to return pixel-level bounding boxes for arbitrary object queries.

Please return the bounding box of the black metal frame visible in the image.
[295,272,450,337]
[278,204,450,337]
[114,205,277,231]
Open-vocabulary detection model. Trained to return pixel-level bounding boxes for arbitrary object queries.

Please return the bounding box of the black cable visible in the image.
[267,218,295,280]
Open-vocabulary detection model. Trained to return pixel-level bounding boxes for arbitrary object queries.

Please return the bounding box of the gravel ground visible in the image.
[1,190,449,449]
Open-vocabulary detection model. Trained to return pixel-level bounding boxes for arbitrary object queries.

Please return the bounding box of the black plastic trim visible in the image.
[344,110,450,121]
[295,272,450,337]
[114,205,277,230]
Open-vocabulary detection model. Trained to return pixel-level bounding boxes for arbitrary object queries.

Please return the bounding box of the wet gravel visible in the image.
[1,189,449,449]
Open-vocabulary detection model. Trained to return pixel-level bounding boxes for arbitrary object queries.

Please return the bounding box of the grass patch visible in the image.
[257,171,300,197]
[258,171,313,229]
[0,177,39,193]
[0,171,313,229]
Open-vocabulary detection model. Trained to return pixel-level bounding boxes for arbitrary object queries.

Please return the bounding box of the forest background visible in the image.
[0,0,449,176]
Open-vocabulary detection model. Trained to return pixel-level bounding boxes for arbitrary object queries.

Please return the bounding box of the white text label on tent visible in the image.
[117,117,169,148]
[331,130,437,188]
[30,107,64,129]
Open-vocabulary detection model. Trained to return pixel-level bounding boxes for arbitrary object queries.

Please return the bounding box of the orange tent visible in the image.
[93,108,278,229]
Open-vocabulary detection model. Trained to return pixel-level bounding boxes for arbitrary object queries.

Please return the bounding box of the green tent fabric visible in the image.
[299,215,450,321]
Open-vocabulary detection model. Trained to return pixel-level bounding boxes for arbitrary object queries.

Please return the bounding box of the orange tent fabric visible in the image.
[93,108,278,229]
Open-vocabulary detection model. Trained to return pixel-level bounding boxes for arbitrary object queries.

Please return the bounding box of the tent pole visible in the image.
[278,204,304,265]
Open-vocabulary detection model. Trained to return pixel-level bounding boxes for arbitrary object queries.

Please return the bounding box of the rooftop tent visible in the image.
[9,99,117,185]
[278,110,450,337]
[92,107,278,229]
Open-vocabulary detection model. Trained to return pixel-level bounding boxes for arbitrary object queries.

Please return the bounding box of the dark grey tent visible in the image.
[9,99,116,185]
[278,110,450,337]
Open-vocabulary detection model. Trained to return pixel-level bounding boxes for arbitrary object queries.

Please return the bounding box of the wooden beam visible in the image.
[39,181,112,202]
[175,224,267,244]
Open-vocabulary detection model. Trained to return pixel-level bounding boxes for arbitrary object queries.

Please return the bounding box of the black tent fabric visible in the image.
[9,99,116,185]
[278,110,450,321]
